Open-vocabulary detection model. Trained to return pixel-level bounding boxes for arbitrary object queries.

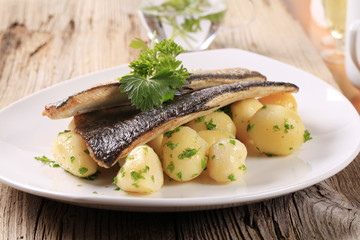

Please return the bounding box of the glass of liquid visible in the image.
[321,0,347,63]
[138,0,227,51]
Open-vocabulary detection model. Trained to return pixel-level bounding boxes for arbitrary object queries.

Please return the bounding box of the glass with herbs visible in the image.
[138,0,227,51]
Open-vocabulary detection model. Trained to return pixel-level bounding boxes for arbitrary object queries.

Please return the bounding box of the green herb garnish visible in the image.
[113,176,118,184]
[70,156,75,163]
[195,116,206,123]
[58,130,71,135]
[130,171,145,181]
[229,139,236,145]
[273,125,280,131]
[34,156,60,168]
[228,174,236,182]
[239,164,247,171]
[82,171,100,181]
[204,119,216,130]
[84,149,90,155]
[165,141,178,150]
[119,37,189,112]
[304,130,312,143]
[178,148,199,159]
[284,119,294,133]
[247,124,255,132]
[167,161,175,173]
[201,157,207,169]
[78,167,88,175]
[164,126,182,138]
[176,172,183,180]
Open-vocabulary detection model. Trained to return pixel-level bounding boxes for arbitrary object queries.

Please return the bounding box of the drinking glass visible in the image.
[138,0,227,51]
[321,0,347,63]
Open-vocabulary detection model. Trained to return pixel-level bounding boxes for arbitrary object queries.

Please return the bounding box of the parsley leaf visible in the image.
[204,119,216,130]
[304,130,312,142]
[178,148,199,159]
[34,156,60,168]
[119,38,189,112]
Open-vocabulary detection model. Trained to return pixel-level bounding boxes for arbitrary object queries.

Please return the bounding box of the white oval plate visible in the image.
[1,49,359,212]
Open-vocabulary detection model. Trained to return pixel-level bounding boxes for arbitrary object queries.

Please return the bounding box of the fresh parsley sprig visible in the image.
[119,37,189,112]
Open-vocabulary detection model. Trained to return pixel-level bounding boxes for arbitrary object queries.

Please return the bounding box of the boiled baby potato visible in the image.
[248,105,305,156]
[116,145,163,193]
[231,98,263,143]
[186,111,236,136]
[162,126,208,181]
[52,130,98,177]
[208,138,247,183]
[147,134,163,157]
[259,93,297,112]
[197,130,234,147]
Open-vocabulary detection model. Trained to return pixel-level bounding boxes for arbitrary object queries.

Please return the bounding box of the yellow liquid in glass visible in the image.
[322,0,347,40]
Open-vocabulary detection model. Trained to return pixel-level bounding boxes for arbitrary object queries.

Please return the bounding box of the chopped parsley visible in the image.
[229,139,236,145]
[178,148,199,159]
[212,155,216,159]
[194,116,205,123]
[265,153,277,157]
[114,187,121,191]
[262,105,267,109]
[247,124,255,132]
[151,175,155,183]
[82,170,100,181]
[239,164,247,171]
[164,127,182,138]
[191,173,198,178]
[218,143,224,146]
[273,125,280,131]
[130,171,145,181]
[143,147,148,152]
[165,141,178,150]
[70,156,75,163]
[167,162,175,173]
[304,130,312,142]
[204,119,216,130]
[120,167,126,177]
[58,129,71,135]
[201,157,207,170]
[113,176,118,184]
[34,156,60,168]
[176,172,182,180]
[84,149,90,155]
[284,119,294,133]
[78,167,88,175]
[228,174,236,182]
[92,191,98,194]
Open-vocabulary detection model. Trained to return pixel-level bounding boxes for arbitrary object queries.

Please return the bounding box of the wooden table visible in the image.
[1,0,359,239]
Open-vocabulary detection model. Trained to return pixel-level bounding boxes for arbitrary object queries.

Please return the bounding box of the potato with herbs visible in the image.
[115,145,163,193]
[162,126,208,181]
[186,111,236,136]
[52,129,98,177]
[259,93,298,112]
[208,139,247,183]
[231,99,263,143]
[248,105,305,156]
[197,130,235,146]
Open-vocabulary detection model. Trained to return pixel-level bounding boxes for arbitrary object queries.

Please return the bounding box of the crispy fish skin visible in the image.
[43,68,266,119]
[74,81,298,168]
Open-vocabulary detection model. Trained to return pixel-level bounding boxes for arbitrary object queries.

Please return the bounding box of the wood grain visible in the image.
[0,0,359,239]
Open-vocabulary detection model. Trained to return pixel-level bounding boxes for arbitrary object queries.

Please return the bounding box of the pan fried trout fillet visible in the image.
[74,81,298,168]
[43,68,266,119]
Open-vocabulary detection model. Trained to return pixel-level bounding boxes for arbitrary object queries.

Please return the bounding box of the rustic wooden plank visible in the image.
[0,0,359,239]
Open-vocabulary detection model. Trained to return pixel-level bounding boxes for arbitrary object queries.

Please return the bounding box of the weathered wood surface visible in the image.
[0,0,359,239]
